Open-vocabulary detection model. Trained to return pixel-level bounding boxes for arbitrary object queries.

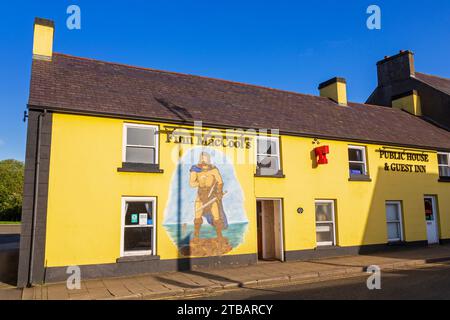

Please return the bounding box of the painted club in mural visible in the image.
[164,147,248,257]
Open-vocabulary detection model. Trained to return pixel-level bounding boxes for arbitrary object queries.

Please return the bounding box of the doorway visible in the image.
[256,199,284,261]
[424,196,440,244]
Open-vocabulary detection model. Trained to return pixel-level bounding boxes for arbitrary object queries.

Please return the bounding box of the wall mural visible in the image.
[163,147,248,257]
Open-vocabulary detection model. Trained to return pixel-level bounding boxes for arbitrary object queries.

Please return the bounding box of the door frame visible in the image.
[256,198,285,262]
[315,199,337,247]
[385,201,404,243]
[424,195,440,244]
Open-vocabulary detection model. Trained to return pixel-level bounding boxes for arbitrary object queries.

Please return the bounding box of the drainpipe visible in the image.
[27,109,47,287]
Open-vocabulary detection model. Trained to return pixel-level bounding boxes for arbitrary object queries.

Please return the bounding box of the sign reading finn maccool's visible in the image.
[165,126,252,149]
[378,149,429,173]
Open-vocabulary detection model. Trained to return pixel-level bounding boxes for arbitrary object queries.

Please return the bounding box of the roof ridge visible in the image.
[50,53,429,115]
[415,71,450,81]
[53,52,374,108]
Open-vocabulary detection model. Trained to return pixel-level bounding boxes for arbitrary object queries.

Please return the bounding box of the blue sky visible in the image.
[1,0,449,161]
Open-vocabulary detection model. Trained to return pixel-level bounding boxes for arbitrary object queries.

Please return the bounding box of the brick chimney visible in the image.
[33,18,55,61]
[376,50,415,86]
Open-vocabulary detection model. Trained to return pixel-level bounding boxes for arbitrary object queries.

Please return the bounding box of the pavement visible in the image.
[194,261,450,300]
[2,244,450,300]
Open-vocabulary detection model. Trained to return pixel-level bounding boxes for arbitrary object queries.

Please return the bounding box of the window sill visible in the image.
[116,255,160,263]
[438,177,450,183]
[387,240,405,246]
[117,162,164,173]
[348,174,372,182]
[315,245,337,250]
[254,169,285,178]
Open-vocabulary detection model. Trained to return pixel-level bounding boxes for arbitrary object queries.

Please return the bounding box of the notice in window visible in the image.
[139,213,148,225]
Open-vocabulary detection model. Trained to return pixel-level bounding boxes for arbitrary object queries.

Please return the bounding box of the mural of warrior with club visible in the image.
[189,152,228,243]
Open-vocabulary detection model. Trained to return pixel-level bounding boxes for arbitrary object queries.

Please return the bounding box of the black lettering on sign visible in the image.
[378,148,429,174]
[377,149,429,163]
[415,165,426,173]
[165,128,252,149]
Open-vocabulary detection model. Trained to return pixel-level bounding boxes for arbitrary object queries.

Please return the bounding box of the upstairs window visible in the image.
[348,146,368,176]
[438,153,450,178]
[256,136,281,176]
[123,124,158,164]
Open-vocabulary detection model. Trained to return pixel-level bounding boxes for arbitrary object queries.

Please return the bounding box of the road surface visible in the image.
[193,262,450,300]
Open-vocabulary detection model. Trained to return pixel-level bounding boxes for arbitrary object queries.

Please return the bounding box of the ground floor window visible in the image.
[121,197,156,256]
[315,200,336,246]
[385,201,403,242]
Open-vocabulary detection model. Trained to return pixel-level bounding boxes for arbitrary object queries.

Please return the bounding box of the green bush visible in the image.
[0,159,24,222]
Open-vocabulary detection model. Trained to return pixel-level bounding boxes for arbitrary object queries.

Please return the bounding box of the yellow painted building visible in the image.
[18,18,450,286]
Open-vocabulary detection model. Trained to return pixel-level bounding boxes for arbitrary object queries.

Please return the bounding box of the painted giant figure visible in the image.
[163,147,249,257]
[190,152,229,243]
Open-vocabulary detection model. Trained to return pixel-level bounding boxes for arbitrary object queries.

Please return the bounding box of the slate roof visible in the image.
[415,72,450,96]
[28,53,450,151]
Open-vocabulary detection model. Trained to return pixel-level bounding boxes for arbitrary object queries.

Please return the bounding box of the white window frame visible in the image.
[120,196,157,257]
[348,145,368,176]
[256,136,281,173]
[385,201,404,243]
[315,200,337,247]
[122,123,159,164]
[438,152,450,177]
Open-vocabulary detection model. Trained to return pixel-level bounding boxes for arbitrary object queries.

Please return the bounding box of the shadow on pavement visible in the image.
[153,269,244,289]
[239,263,450,300]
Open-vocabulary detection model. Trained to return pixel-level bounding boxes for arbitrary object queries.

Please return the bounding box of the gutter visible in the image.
[27,109,47,287]
[27,105,450,153]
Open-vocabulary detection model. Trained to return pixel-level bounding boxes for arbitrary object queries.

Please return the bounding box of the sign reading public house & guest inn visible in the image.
[378,149,429,173]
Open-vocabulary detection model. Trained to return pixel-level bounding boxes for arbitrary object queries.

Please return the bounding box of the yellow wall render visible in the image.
[255,137,450,253]
[319,81,348,105]
[392,92,422,116]
[45,114,257,267]
[33,24,54,58]
[45,113,450,268]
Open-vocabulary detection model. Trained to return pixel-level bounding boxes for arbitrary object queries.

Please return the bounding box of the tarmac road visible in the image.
[193,262,450,300]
